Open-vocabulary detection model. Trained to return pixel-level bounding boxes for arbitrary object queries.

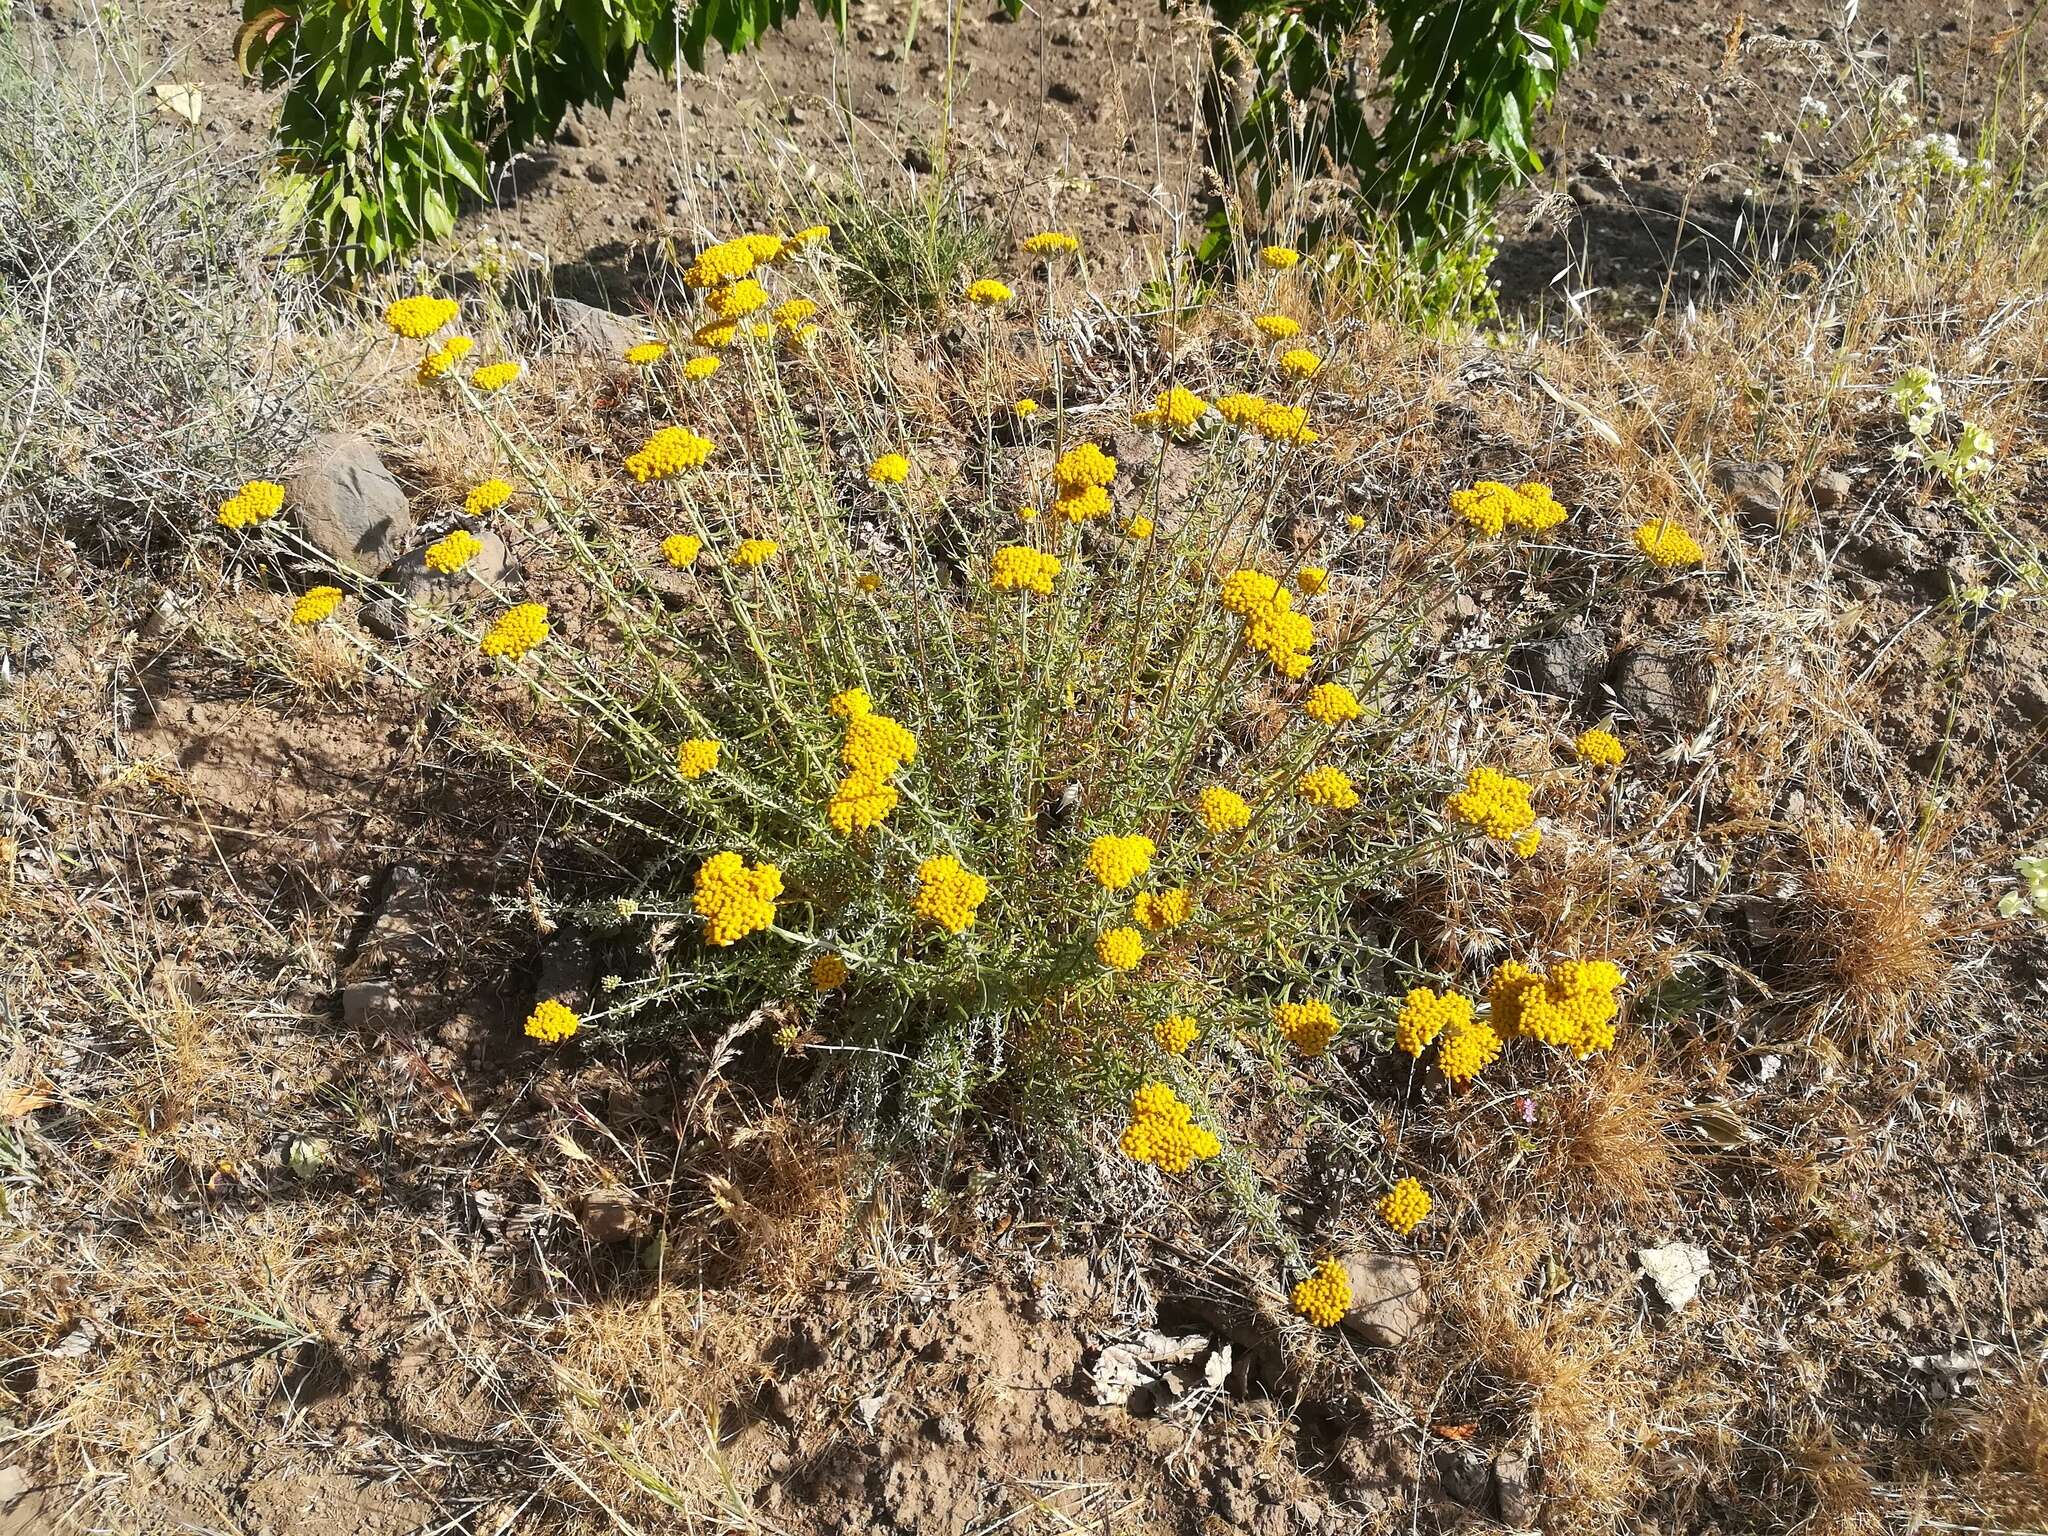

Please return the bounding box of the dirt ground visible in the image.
[46,0,2039,309]
[7,3,2048,1535]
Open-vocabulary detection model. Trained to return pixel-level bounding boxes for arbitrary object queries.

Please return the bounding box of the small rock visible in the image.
[378,529,512,606]
[1712,460,1785,528]
[547,297,640,359]
[1435,1446,1490,1507]
[0,1464,29,1513]
[1492,1448,1537,1525]
[1608,647,1700,734]
[1636,1241,1712,1311]
[1339,1253,1428,1347]
[289,433,412,574]
[537,924,598,1013]
[575,1189,640,1244]
[1810,469,1851,510]
[1509,624,1608,709]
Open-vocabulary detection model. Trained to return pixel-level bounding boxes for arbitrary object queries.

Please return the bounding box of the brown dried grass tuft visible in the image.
[1788,822,1957,1043]
[1536,1046,1685,1215]
[1931,1373,2048,1529]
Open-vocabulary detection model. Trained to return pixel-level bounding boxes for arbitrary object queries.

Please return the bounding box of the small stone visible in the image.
[289,433,412,574]
[1339,1253,1428,1347]
[537,925,598,1014]
[575,1189,640,1244]
[378,529,511,606]
[1509,624,1608,709]
[1713,460,1786,529]
[1493,1448,1537,1525]
[1636,1241,1712,1311]
[1608,647,1700,735]
[547,297,640,358]
[341,978,395,1030]
[1810,469,1852,510]
[1435,1446,1490,1507]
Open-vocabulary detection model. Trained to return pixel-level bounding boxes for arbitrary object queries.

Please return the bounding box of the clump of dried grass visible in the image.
[1931,1372,2048,1529]
[1536,1046,1684,1215]
[1787,822,1957,1043]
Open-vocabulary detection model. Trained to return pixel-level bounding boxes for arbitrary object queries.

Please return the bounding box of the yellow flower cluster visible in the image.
[1219,568,1313,678]
[966,278,1014,306]
[1634,518,1705,568]
[693,850,783,945]
[1097,925,1146,971]
[1051,442,1117,523]
[480,602,549,659]
[1254,402,1317,445]
[1118,1082,1221,1173]
[1254,313,1300,339]
[868,453,910,485]
[810,951,849,992]
[1378,1178,1431,1235]
[733,538,779,568]
[1086,834,1156,891]
[1126,515,1154,540]
[1278,348,1322,380]
[1133,386,1208,433]
[1575,727,1625,767]
[524,998,580,1043]
[417,335,474,382]
[1446,765,1536,843]
[828,773,899,836]
[829,696,916,836]
[683,354,721,381]
[1021,230,1081,257]
[385,294,459,339]
[1014,398,1039,419]
[217,479,285,529]
[625,427,716,482]
[1295,565,1327,595]
[1133,886,1192,931]
[696,320,738,349]
[676,737,721,779]
[625,340,669,366]
[790,224,830,248]
[1154,1013,1199,1054]
[1291,1258,1352,1327]
[662,533,702,568]
[914,854,989,934]
[1491,958,1625,1058]
[706,278,769,319]
[991,544,1061,594]
[1304,682,1362,725]
[425,529,482,574]
[1274,997,1338,1055]
[471,361,521,392]
[465,478,513,516]
[1393,986,1473,1057]
[1259,245,1301,269]
[1298,766,1359,810]
[1451,479,1568,536]
[289,586,342,626]
[1437,1015,1503,1084]
[683,237,762,288]
[1196,785,1251,833]
[773,298,818,330]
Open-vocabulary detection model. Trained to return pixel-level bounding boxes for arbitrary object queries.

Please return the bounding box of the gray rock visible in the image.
[289,433,411,574]
[1713,460,1785,528]
[1339,1253,1428,1347]
[1609,647,1701,734]
[1636,1241,1712,1311]
[547,297,641,359]
[379,528,512,602]
[1435,1446,1490,1507]
[1493,1448,1537,1525]
[1509,624,1608,709]
[1810,469,1852,510]
[537,924,598,1013]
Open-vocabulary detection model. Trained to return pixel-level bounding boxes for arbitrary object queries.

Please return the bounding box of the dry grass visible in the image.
[1535,1046,1685,1215]
[1931,1372,2048,1530]
[1788,820,1959,1044]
